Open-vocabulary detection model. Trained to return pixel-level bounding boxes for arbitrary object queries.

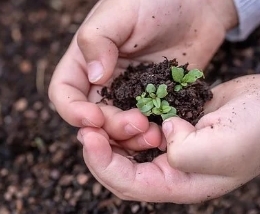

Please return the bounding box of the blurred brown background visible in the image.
[0,0,260,213]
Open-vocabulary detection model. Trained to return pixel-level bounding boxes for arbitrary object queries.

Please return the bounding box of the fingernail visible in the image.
[82,118,98,127]
[125,123,143,135]
[162,120,173,137]
[87,61,104,83]
[158,140,167,151]
[138,135,153,147]
[77,131,83,145]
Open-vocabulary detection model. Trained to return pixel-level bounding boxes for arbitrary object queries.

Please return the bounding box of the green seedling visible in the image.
[171,66,204,91]
[136,84,177,120]
[152,100,177,120]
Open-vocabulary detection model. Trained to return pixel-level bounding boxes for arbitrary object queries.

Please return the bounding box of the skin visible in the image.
[78,75,260,203]
[47,0,260,203]
[49,0,235,150]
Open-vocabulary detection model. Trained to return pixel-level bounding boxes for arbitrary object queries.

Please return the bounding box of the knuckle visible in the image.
[77,27,88,45]
[167,146,184,170]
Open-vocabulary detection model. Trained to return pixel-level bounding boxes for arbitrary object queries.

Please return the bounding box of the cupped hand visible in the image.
[165,75,260,188]
[78,75,260,203]
[48,0,230,148]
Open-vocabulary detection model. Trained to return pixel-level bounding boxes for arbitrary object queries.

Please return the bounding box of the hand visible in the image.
[165,75,260,197]
[78,75,260,203]
[48,0,237,150]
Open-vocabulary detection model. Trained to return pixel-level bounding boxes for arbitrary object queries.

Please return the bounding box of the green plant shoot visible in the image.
[171,66,204,91]
[136,84,177,120]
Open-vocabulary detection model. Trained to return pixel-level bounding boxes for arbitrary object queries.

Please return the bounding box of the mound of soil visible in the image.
[101,58,213,125]
[101,58,213,162]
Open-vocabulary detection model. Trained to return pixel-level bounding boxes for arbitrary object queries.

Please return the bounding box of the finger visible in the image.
[120,122,162,151]
[77,127,109,145]
[100,106,149,140]
[48,41,104,127]
[81,131,244,203]
[78,122,161,152]
[158,128,168,151]
[77,127,132,156]
[76,0,139,84]
[204,75,257,114]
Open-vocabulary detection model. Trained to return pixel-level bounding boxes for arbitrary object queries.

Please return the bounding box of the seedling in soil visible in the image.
[171,66,204,91]
[136,83,177,120]
[101,58,213,163]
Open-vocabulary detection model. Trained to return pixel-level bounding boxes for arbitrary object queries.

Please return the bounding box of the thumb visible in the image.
[162,117,196,171]
[162,116,233,175]
[76,0,139,84]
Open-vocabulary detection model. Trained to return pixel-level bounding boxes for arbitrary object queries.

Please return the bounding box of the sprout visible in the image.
[135,66,203,121]
[136,84,177,120]
[171,66,204,91]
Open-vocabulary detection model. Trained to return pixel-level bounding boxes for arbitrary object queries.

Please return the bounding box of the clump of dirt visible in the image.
[101,58,213,162]
[101,58,213,125]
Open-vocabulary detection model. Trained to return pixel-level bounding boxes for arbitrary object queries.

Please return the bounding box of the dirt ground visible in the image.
[0,0,260,213]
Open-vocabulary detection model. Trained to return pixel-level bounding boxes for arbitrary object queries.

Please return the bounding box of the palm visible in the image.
[86,0,225,102]
[49,0,225,127]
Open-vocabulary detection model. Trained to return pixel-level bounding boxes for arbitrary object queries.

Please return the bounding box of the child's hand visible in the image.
[165,74,260,188]
[48,0,236,132]
[78,75,260,203]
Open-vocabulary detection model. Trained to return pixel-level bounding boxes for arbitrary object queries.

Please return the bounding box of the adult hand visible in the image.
[48,0,237,150]
[78,75,260,203]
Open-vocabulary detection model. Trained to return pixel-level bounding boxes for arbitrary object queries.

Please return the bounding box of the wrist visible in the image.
[207,0,238,32]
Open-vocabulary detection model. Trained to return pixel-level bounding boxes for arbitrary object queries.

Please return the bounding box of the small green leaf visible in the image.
[152,107,162,115]
[181,82,187,87]
[141,92,146,98]
[136,93,146,101]
[139,100,154,113]
[171,66,184,83]
[161,107,177,120]
[153,97,161,108]
[149,92,156,99]
[161,105,171,113]
[136,96,141,101]
[143,110,152,116]
[136,99,151,110]
[182,69,204,83]
[174,84,182,91]
[161,100,171,113]
[161,100,169,106]
[156,84,168,98]
[136,97,152,107]
[146,84,156,93]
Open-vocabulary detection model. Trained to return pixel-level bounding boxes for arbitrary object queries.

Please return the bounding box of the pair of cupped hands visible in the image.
[49,0,260,203]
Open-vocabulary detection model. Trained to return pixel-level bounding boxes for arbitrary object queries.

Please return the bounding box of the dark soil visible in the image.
[101,59,213,163]
[101,58,213,126]
[1,0,260,213]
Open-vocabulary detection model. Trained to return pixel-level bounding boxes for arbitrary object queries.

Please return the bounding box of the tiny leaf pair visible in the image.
[152,100,177,121]
[171,66,204,91]
[136,84,177,120]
